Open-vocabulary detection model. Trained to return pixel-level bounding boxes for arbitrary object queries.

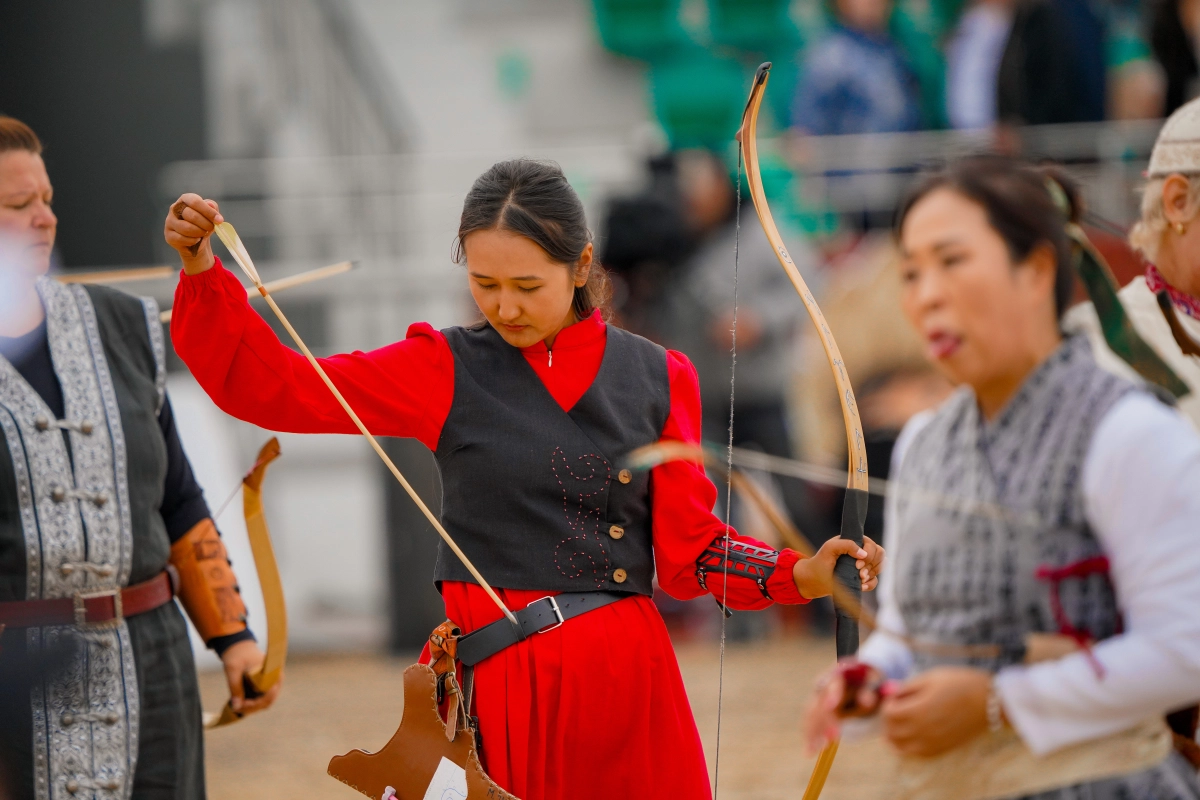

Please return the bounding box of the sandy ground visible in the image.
[199,636,875,799]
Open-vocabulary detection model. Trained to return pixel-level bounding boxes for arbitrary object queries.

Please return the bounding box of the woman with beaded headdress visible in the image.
[802,155,1200,798]
[1066,97,1200,427]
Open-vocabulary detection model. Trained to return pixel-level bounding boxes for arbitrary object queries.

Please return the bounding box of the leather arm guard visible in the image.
[169,518,248,642]
[695,536,779,600]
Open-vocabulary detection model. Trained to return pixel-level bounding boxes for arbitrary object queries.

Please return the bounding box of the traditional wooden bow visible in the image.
[739,62,870,799]
[205,437,288,728]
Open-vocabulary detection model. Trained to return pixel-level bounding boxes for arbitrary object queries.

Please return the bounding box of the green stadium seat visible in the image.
[650,50,749,149]
[707,0,801,50]
[592,0,693,60]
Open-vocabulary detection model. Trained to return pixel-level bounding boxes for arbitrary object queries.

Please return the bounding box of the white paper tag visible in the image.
[422,757,468,800]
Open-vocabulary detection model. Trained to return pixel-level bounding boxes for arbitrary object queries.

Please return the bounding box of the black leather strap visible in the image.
[695,535,780,600]
[457,591,628,667]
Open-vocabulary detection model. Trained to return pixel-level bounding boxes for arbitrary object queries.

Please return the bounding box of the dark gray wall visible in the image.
[0,2,206,268]
[382,438,448,652]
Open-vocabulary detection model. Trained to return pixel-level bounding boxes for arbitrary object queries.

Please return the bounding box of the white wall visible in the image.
[166,0,658,658]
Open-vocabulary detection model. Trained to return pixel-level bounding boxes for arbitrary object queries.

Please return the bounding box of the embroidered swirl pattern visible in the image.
[550,447,612,588]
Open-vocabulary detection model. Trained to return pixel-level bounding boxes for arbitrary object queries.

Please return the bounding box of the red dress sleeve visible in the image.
[171,259,454,450]
[651,350,807,610]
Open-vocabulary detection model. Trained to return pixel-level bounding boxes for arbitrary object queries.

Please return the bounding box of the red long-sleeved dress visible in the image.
[171,261,807,800]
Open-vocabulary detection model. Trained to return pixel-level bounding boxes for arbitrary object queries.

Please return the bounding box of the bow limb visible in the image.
[206,437,287,728]
[739,62,869,799]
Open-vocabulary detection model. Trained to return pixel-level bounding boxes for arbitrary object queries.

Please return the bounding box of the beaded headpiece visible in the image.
[1148,96,1200,177]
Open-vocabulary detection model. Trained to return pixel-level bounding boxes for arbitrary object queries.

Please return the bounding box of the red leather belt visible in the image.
[0,570,175,629]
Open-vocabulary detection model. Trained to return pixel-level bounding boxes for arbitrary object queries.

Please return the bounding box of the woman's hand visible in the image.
[219,639,282,717]
[164,193,223,275]
[881,667,992,757]
[803,660,887,754]
[792,535,884,599]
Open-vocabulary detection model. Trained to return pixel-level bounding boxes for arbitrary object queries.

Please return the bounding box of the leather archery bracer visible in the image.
[169,518,248,641]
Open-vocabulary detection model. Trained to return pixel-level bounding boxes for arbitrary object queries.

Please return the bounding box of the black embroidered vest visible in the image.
[434,323,671,596]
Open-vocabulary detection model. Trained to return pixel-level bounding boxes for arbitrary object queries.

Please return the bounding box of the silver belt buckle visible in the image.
[531,595,564,634]
[74,588,122,628]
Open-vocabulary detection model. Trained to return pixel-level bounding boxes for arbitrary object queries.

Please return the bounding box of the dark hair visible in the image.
[894,155,1081,320]
[0,116,43,154]
[453,158,611,320]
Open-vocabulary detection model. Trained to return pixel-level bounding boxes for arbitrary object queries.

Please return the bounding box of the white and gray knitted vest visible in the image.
[893,336,1134,672]
[892,336,1200,800]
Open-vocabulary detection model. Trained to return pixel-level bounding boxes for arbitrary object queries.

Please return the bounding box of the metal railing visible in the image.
[783,120,1163,227]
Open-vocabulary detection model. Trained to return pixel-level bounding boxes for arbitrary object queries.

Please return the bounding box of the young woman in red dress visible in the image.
[164,159,884,800]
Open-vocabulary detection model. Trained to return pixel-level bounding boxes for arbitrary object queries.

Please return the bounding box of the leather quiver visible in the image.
[327,663,517,799]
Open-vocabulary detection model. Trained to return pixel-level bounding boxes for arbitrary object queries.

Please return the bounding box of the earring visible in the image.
[1176,222,1188,236]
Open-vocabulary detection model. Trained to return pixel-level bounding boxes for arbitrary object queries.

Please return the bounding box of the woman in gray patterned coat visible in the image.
[803,156,1200,797]
[0,117,278,800]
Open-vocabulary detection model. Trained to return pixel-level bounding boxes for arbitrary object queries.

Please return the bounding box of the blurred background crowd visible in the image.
[0,0,1179,657]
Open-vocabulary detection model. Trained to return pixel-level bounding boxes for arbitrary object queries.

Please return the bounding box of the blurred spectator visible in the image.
[1108,0,1167,118]
[1151,0,1200,113]
[1108,57,1168,119]
[997,0,1108,124]
[656,150,823,538]
[790,234,950,540]
[791,0,924,135]
[997,0,1163,123]
[945,0,1014,128]
[599,153,693,338]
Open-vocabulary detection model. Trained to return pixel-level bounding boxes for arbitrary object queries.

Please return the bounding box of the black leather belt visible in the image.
[456,591,628,667]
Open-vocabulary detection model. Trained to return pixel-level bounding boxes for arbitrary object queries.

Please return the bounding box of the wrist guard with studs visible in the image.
[695,536,780,600]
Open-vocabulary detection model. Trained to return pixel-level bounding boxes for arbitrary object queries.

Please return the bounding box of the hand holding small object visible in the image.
[164,193,223,275]
[219,639,282,717]
[803,660,890,755]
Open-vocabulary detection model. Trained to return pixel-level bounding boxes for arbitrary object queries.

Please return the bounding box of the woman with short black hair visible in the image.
[803,155,1200,798]
[166,158,885,800]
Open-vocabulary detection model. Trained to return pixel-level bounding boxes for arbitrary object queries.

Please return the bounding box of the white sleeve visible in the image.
[994,392,1200,755]
[856,411,934,680]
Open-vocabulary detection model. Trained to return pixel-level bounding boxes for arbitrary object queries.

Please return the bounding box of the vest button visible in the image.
[617,469,632,484]
[612,568,628,584]
[608,525,625,540]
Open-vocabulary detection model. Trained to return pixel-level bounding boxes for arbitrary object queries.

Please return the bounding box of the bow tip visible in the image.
[755,62,772,83]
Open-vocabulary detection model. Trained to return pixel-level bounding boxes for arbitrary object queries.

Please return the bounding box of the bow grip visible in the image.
[833,488,868,658]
